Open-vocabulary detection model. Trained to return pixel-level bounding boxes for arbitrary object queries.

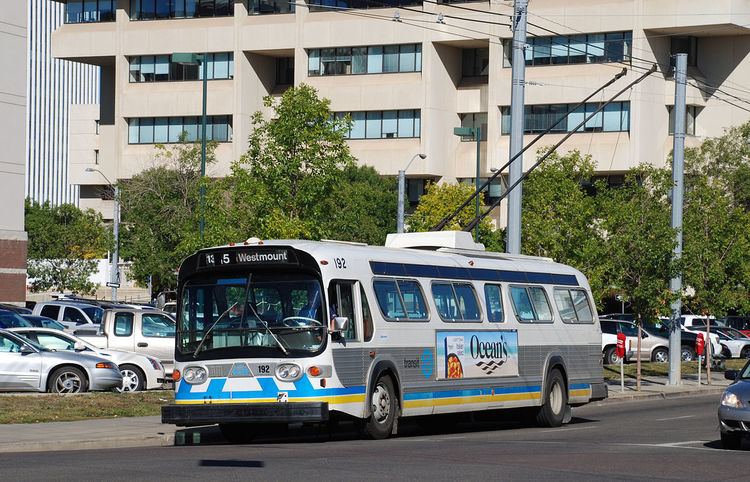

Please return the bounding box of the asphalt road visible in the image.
[2,394,747,481]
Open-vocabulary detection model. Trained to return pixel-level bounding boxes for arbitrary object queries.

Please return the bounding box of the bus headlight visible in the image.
[183,366,208,384]
[275,363,302,382]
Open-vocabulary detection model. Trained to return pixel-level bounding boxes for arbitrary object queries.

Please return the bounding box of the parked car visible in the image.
[0,310,33,329]
[718,316,750,336]
[0,303,32,315]
[11,328,166,392]
[713,327,750,359]
[642,320,700,361]
[32,301,104,332]
[0,329,122,393]
[75,309,175,375]
[719,359,750,449]
[162,302,177,316]
[601,319,669,364]
[600,313,636,322]
[20,315,66,331]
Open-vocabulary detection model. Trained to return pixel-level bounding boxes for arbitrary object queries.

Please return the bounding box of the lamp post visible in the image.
[397,153,427,233]
[171,52,208,242]
[86,167,119,302]
[453,126,482,241]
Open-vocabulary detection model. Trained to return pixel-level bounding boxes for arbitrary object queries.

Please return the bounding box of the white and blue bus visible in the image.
[162,231,606,440]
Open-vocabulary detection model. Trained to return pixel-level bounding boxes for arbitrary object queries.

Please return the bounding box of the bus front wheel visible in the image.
[363,375,398,439]
[536,369,568,428]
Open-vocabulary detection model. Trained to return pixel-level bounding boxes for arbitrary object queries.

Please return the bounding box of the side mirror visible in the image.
[642,332,648,338]
[725,370,738,381]
[20,345,35,354]
[332,316,349,332]
[74,341,86,352]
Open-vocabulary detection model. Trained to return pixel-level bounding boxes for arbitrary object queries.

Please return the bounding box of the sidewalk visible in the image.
[0,374,734,454]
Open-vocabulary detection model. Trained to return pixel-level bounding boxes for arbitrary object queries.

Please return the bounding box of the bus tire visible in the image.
[536,369,567,428]
[363,375,397,439]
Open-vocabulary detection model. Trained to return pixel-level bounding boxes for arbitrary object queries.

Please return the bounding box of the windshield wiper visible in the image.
[192,301,240,358]
[246,294,289,356]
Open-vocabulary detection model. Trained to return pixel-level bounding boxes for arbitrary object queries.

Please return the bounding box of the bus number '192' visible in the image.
[257,365,270,375]
[334,258,347,269]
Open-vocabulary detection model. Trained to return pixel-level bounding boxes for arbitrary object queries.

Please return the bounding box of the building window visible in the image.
[308,0,421,12]
[462,48,489,78]
[276,57,294,85]
[129,53,234,82]
[500,102,630,135]
[249,0,295,14]
[670,37,698,67]
[459,113,488,141]
[335,110,421,139]
[129,0,234,20]
[308,44,421,76]
[128,116,233,144]
[65,0,116,23]
[407,178,426,204]
[95,119,100,134]
[668,105,697,136]
[94,149,100,164]
[507,31,632,67]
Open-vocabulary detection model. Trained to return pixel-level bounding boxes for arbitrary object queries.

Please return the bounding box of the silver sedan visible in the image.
[0,329,122,393]
[719,359,750,449]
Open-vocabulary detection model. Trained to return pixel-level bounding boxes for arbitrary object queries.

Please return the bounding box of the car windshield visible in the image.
[739,361,750,380]
[82,307,104,323]
[0,312,32,328]
[178,273,327,358]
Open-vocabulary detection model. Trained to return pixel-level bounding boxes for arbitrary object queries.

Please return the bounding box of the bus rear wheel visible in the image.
[536,369,567,428]
[363,375,397,439]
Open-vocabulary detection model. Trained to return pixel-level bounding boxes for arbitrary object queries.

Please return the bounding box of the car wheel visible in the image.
[721,431,743,450]
[117,365,146,393]
[741,346,750,359]
[363,375,398,439]
[681,346,695,362]
[721,344,732,359]
[603,346,620,365]
[48,366,87,394]
[651,347,669,363]
[536,369,568,428]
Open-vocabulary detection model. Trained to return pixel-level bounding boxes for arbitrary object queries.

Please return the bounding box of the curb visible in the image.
[0,433,175,454]
[600,386,726,404]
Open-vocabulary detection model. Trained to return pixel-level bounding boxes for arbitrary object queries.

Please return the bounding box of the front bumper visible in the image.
[718,405,750,434]
[162,402,329,426]
[90,369,125,391]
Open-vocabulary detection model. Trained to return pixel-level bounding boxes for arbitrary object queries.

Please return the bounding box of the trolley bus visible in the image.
[162,231,606,440]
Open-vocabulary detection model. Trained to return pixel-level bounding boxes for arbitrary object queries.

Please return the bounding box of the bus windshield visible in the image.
[178,273,327,358]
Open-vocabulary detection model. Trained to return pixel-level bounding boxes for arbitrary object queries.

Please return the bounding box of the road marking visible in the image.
[655,415,695,422]
[540,425,596,433]
[653,440,708,447]
[622,441,714,452]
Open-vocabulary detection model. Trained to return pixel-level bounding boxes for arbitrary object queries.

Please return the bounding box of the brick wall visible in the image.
[0,238,27,303]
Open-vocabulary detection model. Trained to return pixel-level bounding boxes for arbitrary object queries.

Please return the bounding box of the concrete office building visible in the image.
[28,0,100,206]
[49,0,750,223]
[0,2,28,303]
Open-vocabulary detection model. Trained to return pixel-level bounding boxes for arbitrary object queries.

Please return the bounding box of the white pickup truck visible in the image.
[76,309,175,375]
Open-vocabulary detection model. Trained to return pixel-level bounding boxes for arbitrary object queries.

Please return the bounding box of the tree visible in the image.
[25,200,112,294]
[407,182,504,251]
[119,138,217,292]
[521,150,608,304]
[205,84,397,245]
[597,166,678,322]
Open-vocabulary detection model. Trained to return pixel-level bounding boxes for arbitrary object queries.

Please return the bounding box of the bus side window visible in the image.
[484,284,504,323]
[360,285,374,342]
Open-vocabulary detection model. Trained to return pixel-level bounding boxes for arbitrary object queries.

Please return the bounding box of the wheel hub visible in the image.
[371,385,390,423]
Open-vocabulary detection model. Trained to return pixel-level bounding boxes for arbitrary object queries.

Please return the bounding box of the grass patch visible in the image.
[0,390,175,424]
[603,359,747,381]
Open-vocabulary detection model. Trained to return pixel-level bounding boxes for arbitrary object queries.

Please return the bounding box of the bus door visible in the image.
[328,279,375,387]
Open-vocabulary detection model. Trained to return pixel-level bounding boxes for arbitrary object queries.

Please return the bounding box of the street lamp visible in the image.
[86,167,119,302]
[397,153,427,233]
[453,126,482,241]
[171,52,208,242]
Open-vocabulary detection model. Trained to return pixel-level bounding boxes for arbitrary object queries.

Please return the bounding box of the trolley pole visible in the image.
[668,53,687,386]
[506,0,527,255]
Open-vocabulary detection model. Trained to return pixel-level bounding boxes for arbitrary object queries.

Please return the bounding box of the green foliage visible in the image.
[119,139,217,292]
[521,150,607,301]
[597,166,678,321]
[25,200,112,294]
[407,182,504,251]
[204,84,397,246]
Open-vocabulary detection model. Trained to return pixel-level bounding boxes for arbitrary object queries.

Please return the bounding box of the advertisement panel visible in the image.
[436,330,519,379]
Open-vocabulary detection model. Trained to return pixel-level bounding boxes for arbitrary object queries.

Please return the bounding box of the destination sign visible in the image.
[197,248,297,268]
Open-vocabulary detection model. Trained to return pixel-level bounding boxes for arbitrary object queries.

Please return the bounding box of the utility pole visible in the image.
[112,184,119,302]
[506,0,528,254]
[668,53,687,386]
